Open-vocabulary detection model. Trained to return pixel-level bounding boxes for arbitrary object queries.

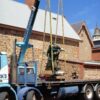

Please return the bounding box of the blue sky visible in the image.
[18,0,100,36]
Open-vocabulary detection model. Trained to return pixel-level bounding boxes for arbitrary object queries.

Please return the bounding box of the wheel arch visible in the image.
[0,84,17,100]
[17,86,43,100]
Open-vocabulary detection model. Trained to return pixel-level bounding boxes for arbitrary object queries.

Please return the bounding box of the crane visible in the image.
[10,0,40,85]
[16,0,40,65]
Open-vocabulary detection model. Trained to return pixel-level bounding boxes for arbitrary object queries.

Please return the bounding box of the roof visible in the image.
[71,21,93,47]
[0,0,80,41]
[71,21,84,34]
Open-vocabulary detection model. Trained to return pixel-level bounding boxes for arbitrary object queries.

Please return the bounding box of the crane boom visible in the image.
[16,0,40,64]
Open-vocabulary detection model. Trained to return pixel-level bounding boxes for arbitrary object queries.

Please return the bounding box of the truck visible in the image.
[0,0,100,100]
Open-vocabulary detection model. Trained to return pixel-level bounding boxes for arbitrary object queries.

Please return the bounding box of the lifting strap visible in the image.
[40,0,54,74]
[40,0,66,75]
[60,0,67,71]
[55,0,65,45]
[47,0,55,74]
[55,0,65,44]
[55,0,60,43]
[56,0,66,72]
[40,0,48,75]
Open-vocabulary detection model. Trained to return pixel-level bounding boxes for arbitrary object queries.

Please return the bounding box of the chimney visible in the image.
[25,0,35,9]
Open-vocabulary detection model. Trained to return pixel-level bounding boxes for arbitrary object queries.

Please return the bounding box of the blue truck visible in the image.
[0,0,100,100]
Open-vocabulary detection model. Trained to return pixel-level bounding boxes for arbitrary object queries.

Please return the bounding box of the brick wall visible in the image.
[1,26,100,80]
[77,26,100,80]
[0,26,80,79]
[84,65,100,79]
[92,48,100,61]
[79,27,92,61]
[59,61,84,80]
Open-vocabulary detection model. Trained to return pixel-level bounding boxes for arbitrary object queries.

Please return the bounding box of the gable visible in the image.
[72,22,93,47]
[80,25,93,47]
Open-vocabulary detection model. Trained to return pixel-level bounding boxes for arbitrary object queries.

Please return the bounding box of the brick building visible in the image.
[72,21,93,61]
[72,21,100,79]
[0,0,100,80]
[92,47,100,61]
[0,0,83,80]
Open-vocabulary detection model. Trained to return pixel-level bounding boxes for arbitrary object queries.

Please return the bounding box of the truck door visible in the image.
[0,52,9,83]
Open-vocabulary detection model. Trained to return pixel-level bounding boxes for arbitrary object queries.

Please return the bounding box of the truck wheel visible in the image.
[26,91,36,100]
[83,85,94,100]
[0,92,9,100]
[95,85,100,100]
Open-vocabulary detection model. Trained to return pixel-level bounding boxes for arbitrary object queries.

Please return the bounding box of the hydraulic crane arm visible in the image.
[16,0,40,64]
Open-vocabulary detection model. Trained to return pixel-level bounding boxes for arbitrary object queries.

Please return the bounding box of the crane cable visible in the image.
[40,0,65,75]
[61,0,67,74]
[47,0,54,74]
[55,0,66,73]
[40,0,48,75]
[55,0,65,45]
[48,0,66,74]
[54,0,66,73]
[40,0,54,74]
[55,0,60,43]
[60,0,65,45]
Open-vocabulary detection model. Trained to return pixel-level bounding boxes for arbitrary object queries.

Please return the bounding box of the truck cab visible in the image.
[18,61,38,85]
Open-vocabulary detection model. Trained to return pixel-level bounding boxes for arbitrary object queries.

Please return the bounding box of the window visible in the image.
[27,68,34,74]
[19,68,24,75]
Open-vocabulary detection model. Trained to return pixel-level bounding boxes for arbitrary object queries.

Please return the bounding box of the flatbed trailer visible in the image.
[0,0,100,100]
[7,78,100,100]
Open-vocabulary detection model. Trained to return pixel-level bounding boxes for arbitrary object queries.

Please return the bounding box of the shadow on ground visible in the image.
[61,95,97,100]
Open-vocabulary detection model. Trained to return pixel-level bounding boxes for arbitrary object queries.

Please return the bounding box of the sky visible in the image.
[18,0,100,36]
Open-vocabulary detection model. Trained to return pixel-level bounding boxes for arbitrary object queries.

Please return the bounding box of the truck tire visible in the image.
[83,85,94,100]
[95,85,100,100]
[26,91,36,100]
[0,91,16,100]
[0,92,9,100]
